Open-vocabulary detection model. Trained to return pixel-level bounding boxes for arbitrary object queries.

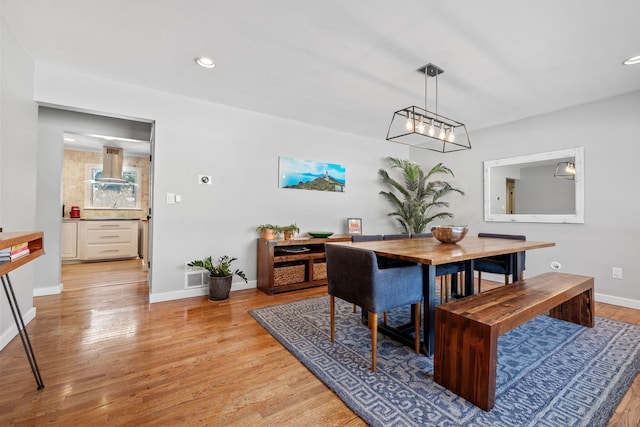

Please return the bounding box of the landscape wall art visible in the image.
[278,157,345,192]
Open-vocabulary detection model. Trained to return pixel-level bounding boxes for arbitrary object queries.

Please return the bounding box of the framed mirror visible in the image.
[484,147,584,223]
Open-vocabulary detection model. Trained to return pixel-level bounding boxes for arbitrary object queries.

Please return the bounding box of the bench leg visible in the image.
[549,286,594,327]
[434,308,498,411]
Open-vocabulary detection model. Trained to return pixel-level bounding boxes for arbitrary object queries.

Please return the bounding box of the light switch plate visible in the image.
[166,193,175,204]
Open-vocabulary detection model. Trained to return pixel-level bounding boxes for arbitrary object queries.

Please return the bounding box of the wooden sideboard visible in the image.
[257,235,351,294]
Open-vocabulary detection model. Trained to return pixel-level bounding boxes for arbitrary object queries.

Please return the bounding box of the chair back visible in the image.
[477,233,527,270]
[325,244,422,314]
[411,233,433,238]
[383,234,409,240]
[351,234,383,242]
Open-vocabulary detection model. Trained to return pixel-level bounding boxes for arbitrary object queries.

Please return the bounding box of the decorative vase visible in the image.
[284,230,295,240]
[208,275,233,301]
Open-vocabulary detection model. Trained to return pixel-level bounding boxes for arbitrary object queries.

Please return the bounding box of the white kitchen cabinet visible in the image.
[61,221,78,260]
[78,220,139,261]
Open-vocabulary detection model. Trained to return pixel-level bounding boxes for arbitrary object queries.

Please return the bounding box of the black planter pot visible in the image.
[208,275,233,301]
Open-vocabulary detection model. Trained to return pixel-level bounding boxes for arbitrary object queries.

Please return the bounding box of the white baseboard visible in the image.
[0,307,36,351]
[594,293,640,310]
[149,280,257,303]
[231,281,257,292]
[33,283,64,297]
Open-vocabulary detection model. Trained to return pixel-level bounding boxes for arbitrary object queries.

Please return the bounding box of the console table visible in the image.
[257,235,351,294]
[0,231,45,390]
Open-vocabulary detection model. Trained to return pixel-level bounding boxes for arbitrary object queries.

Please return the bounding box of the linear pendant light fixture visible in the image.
[386,63,471,153]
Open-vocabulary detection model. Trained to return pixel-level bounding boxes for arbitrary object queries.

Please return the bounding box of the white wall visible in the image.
[33,64,410,302]
[0,15,39,349]
[411,90,640,308]
[516,164,574,214]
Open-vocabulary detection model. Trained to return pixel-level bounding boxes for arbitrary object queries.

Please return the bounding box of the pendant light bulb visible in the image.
[447,127,455,142]
[405,112,414,131]
[428,119,435,137]
[417,116,425,134]
[438,123,446,140]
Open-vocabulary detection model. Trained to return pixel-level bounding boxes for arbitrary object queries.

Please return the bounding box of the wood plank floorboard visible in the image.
[0,260,637,426]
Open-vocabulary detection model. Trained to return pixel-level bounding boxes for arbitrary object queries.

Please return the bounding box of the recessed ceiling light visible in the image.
[622,54,640,65]
[195,56,215,68]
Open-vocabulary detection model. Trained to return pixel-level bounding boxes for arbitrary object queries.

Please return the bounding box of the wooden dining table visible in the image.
[328,236,555,356]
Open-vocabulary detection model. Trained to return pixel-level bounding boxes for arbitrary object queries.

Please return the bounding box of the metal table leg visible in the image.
[1,274,44,390]
[422,264,437,356]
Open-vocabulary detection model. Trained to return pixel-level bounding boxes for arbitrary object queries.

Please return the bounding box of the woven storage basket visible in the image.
[274,263,305,286]
[313,261,327,280]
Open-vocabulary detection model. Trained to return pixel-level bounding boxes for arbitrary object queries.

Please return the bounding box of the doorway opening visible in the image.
[506,178,516,214]
[39,106,154,294]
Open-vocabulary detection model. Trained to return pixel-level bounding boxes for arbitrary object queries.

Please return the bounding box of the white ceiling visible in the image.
[63,132,150,157]
[3,0,640,141]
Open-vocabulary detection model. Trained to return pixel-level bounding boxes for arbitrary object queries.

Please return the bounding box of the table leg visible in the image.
[512,252,524,282]
[464,260,475,296]
[1,274,44,390]
[422,264,437,356]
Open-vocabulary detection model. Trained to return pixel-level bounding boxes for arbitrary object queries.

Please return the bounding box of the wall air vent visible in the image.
[185,263,208,289]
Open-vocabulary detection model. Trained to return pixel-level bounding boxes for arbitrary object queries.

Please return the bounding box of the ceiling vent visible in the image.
[100,146,125,182]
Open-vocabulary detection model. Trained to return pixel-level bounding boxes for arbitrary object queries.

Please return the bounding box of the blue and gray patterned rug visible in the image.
[249,296,640,426]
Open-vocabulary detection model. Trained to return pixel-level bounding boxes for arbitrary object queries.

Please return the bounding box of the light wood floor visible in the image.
[0,260,637,426]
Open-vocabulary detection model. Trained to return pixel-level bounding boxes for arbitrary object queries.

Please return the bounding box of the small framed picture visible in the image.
[347,218,362,235]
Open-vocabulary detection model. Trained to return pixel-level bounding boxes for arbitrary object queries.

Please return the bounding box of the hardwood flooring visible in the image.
[0,260,637,426]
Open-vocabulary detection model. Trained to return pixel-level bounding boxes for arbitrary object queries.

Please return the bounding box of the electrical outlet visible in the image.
[612,267,623,279]
[198,174,212,185]
[550,261,561,271]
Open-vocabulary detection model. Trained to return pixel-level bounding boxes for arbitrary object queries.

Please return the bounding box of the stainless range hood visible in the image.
[99,146,125,182]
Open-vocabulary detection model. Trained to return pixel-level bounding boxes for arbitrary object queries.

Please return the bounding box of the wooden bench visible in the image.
[433,272,594,411]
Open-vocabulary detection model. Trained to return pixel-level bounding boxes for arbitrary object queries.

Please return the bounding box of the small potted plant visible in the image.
[282,223,300,240]
[188,255,248,301]
[256,224,279,240]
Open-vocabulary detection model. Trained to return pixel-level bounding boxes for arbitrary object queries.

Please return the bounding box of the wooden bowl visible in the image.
[431,226,468,244]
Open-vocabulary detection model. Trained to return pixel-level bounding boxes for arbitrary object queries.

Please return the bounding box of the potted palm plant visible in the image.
[378,157,465,235]
[188,255,248,301]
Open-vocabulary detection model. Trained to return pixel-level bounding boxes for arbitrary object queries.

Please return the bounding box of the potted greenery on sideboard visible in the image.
[281,223,300,240]
[188,255,248,301]
[256,224,279,240]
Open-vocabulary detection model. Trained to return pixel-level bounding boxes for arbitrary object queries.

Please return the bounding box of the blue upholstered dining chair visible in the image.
[475,233,526,292]
[325,244,422,372]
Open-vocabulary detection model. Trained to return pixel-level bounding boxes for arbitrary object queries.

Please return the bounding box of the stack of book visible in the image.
[0,242,30,261]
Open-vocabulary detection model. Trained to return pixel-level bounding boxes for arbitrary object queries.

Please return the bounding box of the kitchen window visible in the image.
[84,164,141,209]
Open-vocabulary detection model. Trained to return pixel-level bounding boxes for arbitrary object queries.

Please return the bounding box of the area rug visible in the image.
[249,296,640,427]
